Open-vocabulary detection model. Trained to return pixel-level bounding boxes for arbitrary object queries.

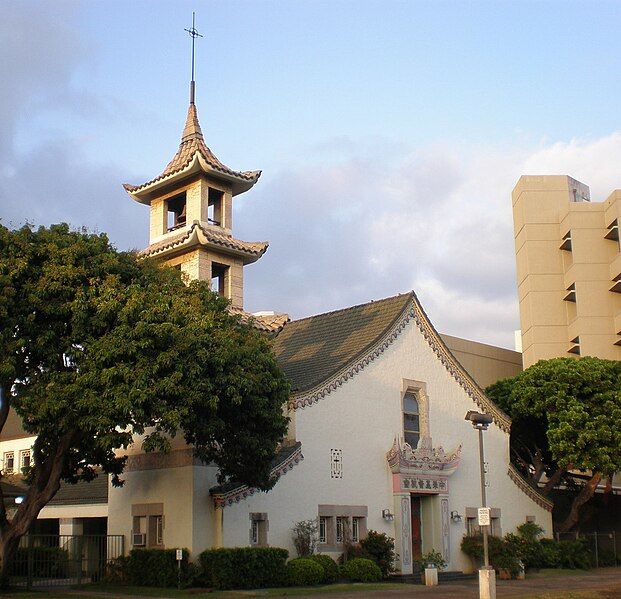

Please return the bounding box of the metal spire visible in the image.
[184,12,203,105]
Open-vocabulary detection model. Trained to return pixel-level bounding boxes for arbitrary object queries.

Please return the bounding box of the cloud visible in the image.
[0,3,147,251]
[4,5,621,350]
[239,133,621,349]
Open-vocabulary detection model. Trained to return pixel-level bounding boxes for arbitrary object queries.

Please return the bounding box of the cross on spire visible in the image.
[184,12,203,105]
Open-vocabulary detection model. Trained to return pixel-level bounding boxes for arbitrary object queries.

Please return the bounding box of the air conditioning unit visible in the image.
[132,532,146,547]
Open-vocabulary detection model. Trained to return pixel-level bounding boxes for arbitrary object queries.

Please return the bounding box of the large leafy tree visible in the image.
[0,223,289,581]
[486,357,621,532]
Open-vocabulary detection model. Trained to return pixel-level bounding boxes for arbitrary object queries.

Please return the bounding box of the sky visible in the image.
[3,1,621,349]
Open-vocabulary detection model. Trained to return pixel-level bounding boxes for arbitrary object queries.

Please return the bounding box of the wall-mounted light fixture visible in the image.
[382,509,394,521]
[14,496,24,505]
[450,510,462,522]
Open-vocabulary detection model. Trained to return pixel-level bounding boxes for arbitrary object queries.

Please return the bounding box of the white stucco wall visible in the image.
[0,435,36,473]
[218,318,552,571]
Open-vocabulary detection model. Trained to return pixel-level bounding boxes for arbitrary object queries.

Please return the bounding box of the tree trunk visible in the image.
[542,467,567,495]
[0,532,20,589]
[557,472,602,533]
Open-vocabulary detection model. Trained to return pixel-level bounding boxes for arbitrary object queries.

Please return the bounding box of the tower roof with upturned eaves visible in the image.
[123,104,261,204]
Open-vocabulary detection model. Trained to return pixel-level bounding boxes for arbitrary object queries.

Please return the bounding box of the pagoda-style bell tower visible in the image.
[123,100,267,310]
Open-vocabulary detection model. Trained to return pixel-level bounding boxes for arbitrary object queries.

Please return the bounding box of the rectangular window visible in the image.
[251,520,259,545]
[208,188,224,226]
[20,450,31,470]
[155,515,163,546]
[3,452,14,474]
[352,517,361,542]
[330,449,343,479]
[166,193,187,231]
[211,262,228,296]
[336,517,347,543]
[403,391,420,449]
[319,517,328,544]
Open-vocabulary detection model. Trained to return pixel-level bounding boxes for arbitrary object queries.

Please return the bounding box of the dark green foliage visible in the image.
[8,547,68,578]
[199,547,288,589]
[285,558,324,586]
[340,557,382,582]
[125,549,190,587]
[360,530,395,577]
[505,523,545,569]
[538,538,593,569]
[417,549,447,571]
[0,223,290,571]
[598,550,617,567]
[342,542,369,562]
[460,535,521,577]
[309,554,339,583]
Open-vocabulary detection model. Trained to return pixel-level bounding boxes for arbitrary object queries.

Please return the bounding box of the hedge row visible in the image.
[114,548,382,589]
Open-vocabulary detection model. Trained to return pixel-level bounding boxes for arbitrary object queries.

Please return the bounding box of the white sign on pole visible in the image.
[478,507,490,526]
[176,549,183,561]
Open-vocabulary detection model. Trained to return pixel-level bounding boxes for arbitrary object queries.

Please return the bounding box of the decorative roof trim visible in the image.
[508,463,554,512]
[211,444,304,508]
[140,221,268,263]
[409,293,512,432]
[291,292,512,432]
[387,436,461,476]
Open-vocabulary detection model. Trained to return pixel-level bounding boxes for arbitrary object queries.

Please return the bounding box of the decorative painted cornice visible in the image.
[387,436,461,476]
[508,463,554,512]
[211,444,304,508]
[291,292,512,433]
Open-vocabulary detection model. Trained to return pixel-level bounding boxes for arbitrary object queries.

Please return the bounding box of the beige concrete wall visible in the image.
[439,334,522,388]
[513,175,621,367]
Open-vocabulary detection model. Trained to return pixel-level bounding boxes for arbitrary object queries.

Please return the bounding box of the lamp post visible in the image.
[465,410,495,599]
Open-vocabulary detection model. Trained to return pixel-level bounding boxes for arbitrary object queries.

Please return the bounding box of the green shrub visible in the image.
[460,535,521,578]
[126,548,190,587]
[417,549,447,571]
[309,554,339,583]
[540,538,562,568]
[360,530,395,577]
[598,549,617,567]
[292,519,318,557]
[340,557,382,582]
[286,558,324,586]
[199,547,288,590]
[556,539,592,569]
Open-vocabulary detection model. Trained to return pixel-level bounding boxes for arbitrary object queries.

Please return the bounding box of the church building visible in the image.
[1,92,553,575]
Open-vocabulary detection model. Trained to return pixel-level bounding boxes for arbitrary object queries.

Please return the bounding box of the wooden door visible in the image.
[411,496,422,561]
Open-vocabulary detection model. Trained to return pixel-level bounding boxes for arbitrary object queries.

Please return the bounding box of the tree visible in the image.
[486,357,621,532]
[0,223,290,583]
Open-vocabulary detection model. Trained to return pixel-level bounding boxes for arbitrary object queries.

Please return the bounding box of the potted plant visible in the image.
[417,550,447,585]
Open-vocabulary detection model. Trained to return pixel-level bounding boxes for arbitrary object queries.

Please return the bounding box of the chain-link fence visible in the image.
[554,531,618,567]
[9,534,124,588]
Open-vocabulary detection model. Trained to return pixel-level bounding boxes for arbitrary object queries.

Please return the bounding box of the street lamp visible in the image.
[465,410,496,599]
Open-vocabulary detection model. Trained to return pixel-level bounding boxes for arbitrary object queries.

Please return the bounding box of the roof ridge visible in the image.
[287,291,413,325]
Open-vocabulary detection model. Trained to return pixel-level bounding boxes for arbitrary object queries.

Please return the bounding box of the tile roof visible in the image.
[48,475,109,506]
[230,308,290,334]
[123,104,260,199]
[272,293,412,393]
[210,441,303,506]
[141,221,268,264]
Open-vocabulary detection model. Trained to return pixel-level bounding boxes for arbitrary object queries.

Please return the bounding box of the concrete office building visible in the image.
[512,175,621,368]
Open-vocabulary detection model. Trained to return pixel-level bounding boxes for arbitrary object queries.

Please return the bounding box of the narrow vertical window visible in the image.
[251,520,259,544]
[330,449,343,479]
[352,517,361,543]
[20,449,31,470]
[3,452,14,474]
[336,517,347,543]
[403,392,420,448]
[155,515,164,546]
[319,517,327,544]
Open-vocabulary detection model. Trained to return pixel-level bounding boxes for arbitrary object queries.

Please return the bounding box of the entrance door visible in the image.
[411,496,422,561]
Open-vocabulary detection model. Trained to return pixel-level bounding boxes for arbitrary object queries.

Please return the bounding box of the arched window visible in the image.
[403,392,420,448]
